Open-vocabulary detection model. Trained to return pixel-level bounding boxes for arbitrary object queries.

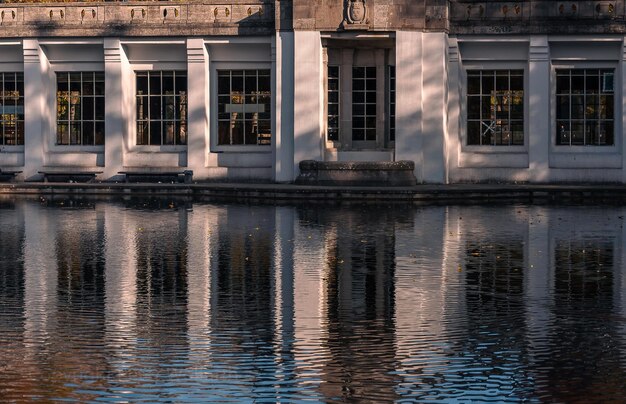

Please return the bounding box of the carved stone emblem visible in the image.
[346,0,367,24]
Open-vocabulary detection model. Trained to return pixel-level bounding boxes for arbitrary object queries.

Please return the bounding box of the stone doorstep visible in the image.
[296,160,417,186]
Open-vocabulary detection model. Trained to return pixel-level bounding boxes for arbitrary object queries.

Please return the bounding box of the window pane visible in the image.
[137,73,148,95]
[218,120,230,145]
[83,97,94,120]
[468,121,480,145]
[557,69,615,146]
[231,120,244,145]
[95,98,104,120]
[83,122,94,146]
[150,73,161,94]
[95,122,105,145]
[137,121,148,145]
[467,76,480,94]
[218,73,230,95]
[149,121,161,145]
[162,72,174,93]
[217,69,271,145]
[82,74,94,95]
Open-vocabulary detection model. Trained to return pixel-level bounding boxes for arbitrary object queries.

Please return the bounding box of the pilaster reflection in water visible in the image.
[1,199,626,401]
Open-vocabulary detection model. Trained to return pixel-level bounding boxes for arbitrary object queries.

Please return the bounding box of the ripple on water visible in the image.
[1,202,626,401]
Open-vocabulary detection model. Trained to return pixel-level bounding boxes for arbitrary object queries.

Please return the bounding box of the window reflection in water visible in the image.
[538,236,626,401]
[134,210,189,351]
[0,201,626,401]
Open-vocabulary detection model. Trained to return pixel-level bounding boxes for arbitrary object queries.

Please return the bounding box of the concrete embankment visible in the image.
[2,182,626,204]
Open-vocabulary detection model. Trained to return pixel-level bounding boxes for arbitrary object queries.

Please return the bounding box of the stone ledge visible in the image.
[296,160,417,186]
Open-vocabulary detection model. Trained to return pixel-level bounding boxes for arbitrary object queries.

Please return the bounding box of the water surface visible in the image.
[1,197,626,402]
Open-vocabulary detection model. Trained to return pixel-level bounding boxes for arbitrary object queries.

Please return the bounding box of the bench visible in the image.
[38,168,103,183]
[0,169,22,182]
[118,168,193,184]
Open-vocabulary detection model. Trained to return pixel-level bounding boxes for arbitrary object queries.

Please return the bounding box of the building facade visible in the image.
[0,0,625,183]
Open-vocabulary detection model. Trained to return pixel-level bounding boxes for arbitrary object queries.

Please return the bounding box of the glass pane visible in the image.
[218,73,230,95]
[70,73,81,92]
[95,97,104,120]
[57,74,69,92]
[571,123,584,145]
[70,123,81,145]
[586,96,598,120]
[150,97,162,120]
[510,75,523,91]
[231,74,243,93]
[16,120,23,145]
[164,96,176,120]
[231,120,243,145]
[136,73,148,95]
[163,121,175,145]
[600,95,614,119]
[571,75,584,94]
[467,76,480,95]
[556,73,569,94]
[82,74,94,95]
[244,120,257,145]
[176,122,187,145]
[245,75,257,94]
[600,121,614,145]
[353,79,364,91]
[352,128,365,141]
[556,95,569,119]
[150,73,161,94]
[57,123,68,145]
[556,121,570,145]
[137,121,148,145]
[82,122,94,146]
[95,122,105,145]
[353,67,365,79]
[585,121,599,145]
[218,120,230,145]
[83,97,94,120]
[468,96,481,119]
[162,72,174,93]
[137,96,148,120]
[481,74,494,94]
[94,81,104,97]
[585,73,599,94]
[149,121,161,145]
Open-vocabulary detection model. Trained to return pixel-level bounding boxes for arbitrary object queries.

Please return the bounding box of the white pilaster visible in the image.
[293,30,322,179]
[103,39,126,180]
[421,32,448,184]
[187,38,210,179]
[273,32,295,182]
[23,40,46,179]
[446,37,461,184]
[395,31,423,181]
[528,36,551,182]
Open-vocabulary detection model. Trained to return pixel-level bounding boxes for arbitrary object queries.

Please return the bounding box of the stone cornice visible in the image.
[0,2,275,37]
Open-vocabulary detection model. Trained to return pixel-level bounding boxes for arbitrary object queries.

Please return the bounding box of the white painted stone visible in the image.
[395,31,423,181]
[293,30,322,180]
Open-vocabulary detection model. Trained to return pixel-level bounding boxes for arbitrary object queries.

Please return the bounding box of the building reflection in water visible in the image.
[1,199,626,401]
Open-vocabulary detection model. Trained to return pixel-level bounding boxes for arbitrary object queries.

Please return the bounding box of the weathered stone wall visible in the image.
[292,0,447,31]
[0,1,275,37]
[450,0,626,34]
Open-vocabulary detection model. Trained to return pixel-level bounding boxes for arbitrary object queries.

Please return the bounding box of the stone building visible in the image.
[0,0,624,183]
